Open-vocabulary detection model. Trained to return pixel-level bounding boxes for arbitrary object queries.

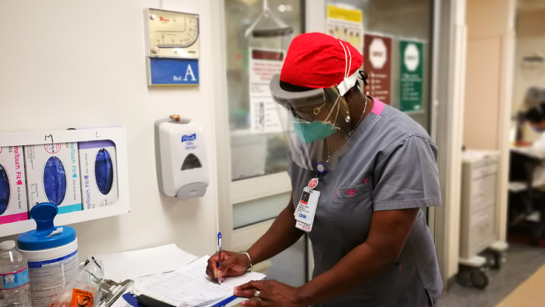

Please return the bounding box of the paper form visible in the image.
[134,256,266,307]
[92,244,198,282]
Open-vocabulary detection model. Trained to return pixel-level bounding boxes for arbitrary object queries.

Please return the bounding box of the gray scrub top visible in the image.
[289,98,443,307]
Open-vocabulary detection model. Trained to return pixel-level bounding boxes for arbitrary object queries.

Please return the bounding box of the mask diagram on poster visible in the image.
[364,34,392,105]
[250,48,286,133]
[326,4,364,54]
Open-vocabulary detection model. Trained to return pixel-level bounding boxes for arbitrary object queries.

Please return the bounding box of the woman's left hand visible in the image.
[234,280,304,307]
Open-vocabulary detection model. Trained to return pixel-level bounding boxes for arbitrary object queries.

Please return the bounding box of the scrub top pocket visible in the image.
[334,180,373,201]
[329,180,374,246]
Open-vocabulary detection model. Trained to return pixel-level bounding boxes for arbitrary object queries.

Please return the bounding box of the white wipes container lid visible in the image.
[0,240,16,251]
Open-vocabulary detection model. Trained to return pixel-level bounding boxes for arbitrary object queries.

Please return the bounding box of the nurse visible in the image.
[524,87,545,132]
[206,32,442,307]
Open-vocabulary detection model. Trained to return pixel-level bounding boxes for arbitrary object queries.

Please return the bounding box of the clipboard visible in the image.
[137,294,176,307]
[131,293,238,307]
[210,296,238,307]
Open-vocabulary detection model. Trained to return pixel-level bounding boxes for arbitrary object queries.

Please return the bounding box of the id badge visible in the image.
[296,220,313,232]
[294,187,319,232]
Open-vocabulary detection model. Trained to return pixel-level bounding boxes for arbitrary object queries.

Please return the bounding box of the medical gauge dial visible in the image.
[146,9,200,59]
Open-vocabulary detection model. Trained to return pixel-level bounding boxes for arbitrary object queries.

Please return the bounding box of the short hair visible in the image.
[526,102,545,124]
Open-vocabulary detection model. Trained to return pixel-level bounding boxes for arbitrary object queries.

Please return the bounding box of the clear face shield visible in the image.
[270,74,355,172]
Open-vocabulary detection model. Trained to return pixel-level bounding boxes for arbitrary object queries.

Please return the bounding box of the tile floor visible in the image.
[438,243,545,307]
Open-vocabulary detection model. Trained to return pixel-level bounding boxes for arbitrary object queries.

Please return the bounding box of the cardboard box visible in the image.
[79,140,118,209]
[24,143,82,214]
[0,146,28,224]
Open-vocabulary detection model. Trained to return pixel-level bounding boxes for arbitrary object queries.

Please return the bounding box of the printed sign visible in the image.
[364,34,392,105]
[148,58,199,86]
[249,48,286,133]
[399,40,424,112]
[326,4,364,53]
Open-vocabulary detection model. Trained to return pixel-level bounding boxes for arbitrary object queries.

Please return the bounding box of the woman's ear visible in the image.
[345,87,360,104]
[343,90,353,105]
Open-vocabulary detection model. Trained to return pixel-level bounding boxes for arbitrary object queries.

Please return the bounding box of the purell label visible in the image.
[181,134,197,142]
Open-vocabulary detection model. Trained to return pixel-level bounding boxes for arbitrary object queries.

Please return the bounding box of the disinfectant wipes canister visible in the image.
[17,203,79,307]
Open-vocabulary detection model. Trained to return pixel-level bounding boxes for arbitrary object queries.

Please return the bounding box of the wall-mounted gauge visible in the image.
[145,9,200,59]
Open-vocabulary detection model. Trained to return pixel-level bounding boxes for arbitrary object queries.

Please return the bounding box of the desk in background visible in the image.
[508,146,545,244]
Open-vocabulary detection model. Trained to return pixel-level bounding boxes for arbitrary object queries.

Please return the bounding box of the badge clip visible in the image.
[308,178,319,190]
[316,162,326,174]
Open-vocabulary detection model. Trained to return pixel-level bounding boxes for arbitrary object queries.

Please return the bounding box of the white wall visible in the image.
[463,0,515,243]
[464,0,508,149]
[0,0,219,259]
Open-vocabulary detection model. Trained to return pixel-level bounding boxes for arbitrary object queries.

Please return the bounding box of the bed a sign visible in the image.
[147,58,199,86]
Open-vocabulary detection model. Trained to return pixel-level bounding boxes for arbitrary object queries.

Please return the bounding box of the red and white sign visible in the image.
[364,34,392,105]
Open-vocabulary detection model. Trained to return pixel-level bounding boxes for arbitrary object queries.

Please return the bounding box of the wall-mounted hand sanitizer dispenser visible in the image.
[155,116,208,200]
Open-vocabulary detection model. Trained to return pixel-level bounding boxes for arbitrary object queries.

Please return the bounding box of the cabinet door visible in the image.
[470,174,497,212]
[469,206,496,255]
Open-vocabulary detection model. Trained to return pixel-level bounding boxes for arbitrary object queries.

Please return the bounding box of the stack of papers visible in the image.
[92,244,199,281]
[133,256,266,307]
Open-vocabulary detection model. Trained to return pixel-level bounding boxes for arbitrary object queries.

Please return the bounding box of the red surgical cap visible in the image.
[280,32,364,89]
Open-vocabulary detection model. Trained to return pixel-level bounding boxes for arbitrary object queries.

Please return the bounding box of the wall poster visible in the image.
[249,48,285,133]
[399,40,424,112]
[363,34,392,105]
[326,4,364,53]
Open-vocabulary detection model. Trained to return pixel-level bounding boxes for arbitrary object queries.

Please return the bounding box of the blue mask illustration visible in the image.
[0,164,9,215]
[293,121,337,143]
[95,148,114,195]
[43,156,67,206]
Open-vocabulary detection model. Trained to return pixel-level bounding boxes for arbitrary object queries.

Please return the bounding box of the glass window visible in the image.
[225,0,305,181]
[327,0,433,131]
[233,192,291,229]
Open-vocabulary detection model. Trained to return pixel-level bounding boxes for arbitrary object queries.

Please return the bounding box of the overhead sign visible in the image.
[326,4,364,53]
[364,34,392,105]
[399,40,424,112]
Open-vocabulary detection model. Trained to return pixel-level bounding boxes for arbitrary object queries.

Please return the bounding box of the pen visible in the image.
[217,232,222,285]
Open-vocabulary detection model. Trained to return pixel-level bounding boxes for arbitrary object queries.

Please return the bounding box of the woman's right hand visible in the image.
[206,250,251,281]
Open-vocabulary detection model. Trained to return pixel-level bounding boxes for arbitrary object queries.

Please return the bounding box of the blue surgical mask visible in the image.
[293,121,337,143]
[533,126,545,133]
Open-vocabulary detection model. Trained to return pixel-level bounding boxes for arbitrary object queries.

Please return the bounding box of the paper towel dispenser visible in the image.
[155,115,208,200]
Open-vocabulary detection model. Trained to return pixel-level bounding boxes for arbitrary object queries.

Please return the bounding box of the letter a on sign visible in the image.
[184,65,196,81]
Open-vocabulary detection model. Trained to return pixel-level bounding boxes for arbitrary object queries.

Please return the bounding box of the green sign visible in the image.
[399,40,424,112]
